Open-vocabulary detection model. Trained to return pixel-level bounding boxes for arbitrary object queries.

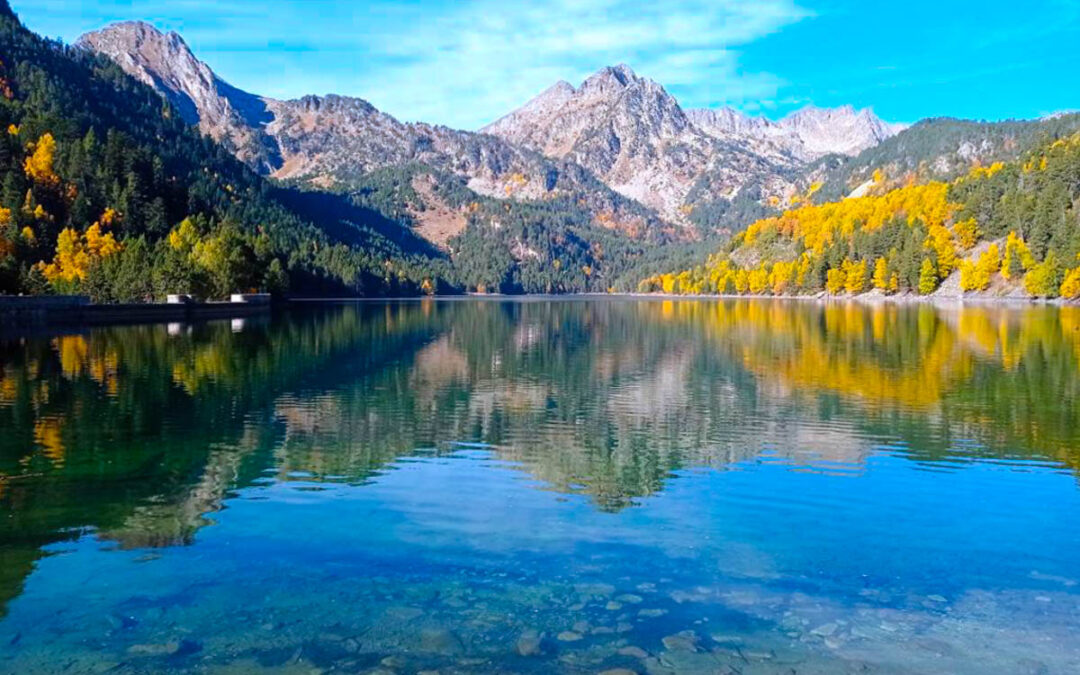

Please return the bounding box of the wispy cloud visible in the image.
[347,0,810,128]
[16,0,808,129]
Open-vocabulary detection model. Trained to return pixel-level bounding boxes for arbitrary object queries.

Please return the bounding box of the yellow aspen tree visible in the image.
[959,261,978,291]
[844,259,867,294]
[872,257,889,290]
[919,259,938,295]
[925,224,958,279]
[748,265,770,294]
[953,218,980,250]
[734,269,750,294]
[24,133,60,187]
[826,267,846,295]
[1002,232,1035,280]
[1060,267,1080,299]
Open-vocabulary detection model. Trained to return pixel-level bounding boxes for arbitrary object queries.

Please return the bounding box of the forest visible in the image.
[643,132,1080,300]
[0,1,454,302]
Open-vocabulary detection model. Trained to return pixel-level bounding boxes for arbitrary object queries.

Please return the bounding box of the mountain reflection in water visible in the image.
[1,299,1079,673]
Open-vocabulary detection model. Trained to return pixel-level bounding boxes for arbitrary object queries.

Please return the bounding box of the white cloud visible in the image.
[17,0,809,129]
[298,0,810,128]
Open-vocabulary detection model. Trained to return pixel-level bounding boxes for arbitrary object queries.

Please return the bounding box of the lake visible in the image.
[1,298,1079,674]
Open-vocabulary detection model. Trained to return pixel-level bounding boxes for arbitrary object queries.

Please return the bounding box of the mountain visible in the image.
[0,1,453,302]
[811,113,1080,202]
[689,105,905,161]
[78,21,281,173]
[643,122,1080,301]
[78,23,662,236]
[78,23,914,237]
[481,64,800,223]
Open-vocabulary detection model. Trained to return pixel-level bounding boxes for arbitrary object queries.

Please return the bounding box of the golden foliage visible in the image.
[1023,252,1061,298]
[1060,267,1080,299]
[924,224,958,279]
[968,162,1005,179]
[168,217,200,252]
[24,132,60,188]
[743,181,956,256]
[748,265,769,294]
[953,218,980,250]
[872,257,889,291]
[1001,232,1035,281]
[826,267,846,295]
[918,259,938,295]
[37,223,123,283]
[843,259,867,294]
[959,244,1001,292]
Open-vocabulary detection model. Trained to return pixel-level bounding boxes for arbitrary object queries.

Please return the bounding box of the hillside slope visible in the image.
[0,1,450,301]
[643,131,1080,301]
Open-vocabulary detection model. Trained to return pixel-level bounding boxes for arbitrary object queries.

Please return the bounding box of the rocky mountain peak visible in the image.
[777,104,901,157]
[688,103,903,160]
[79,22,204,124]
[80,19,906,239]
[79,21,281,172]
[480,64,715,220]
[581,63,638,90]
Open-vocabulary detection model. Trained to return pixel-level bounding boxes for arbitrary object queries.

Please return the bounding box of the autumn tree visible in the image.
[1002,232,1035,281]
[826,267,846,295]
[1024,251,1062,297]
[919,259,938,295]
[843,258,867,294]
[24,132,60,188]
[1060,265,1080,299]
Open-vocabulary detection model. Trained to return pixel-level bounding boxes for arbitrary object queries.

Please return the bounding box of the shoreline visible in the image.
[289,292,1076,307]
[0,295,272,329]
[1,290,1072,332]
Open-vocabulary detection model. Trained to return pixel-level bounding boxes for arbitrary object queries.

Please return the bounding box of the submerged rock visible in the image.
[617,645,649,659]
[575,583,617,597]
[661,631,700,652]
[557,631,584,642]
[810,622,839,637]
[515,629,545,656]
[127,642,181,657]
[419,628,465,655]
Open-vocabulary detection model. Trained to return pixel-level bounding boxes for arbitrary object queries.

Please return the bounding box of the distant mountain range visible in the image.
[56,17,1080,297]
[79,22,904,234]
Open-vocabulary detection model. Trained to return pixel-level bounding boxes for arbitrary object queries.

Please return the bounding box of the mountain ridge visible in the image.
[77,21,903,232]
[79,22,673,243]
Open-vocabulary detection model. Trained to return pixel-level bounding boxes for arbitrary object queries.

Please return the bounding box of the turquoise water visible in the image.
[1,299,1080,673]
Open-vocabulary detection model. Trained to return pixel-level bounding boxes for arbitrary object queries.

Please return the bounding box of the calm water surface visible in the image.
[1,298,1080,674]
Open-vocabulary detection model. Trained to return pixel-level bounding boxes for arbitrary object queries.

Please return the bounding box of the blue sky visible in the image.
[13,0,1080,130]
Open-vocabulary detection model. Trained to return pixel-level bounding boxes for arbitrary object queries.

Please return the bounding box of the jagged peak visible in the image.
[290,93,381,116]
[582,63,642,90]
[78,21,205,77]
[82,20,185,48]
[548,79,576,96]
